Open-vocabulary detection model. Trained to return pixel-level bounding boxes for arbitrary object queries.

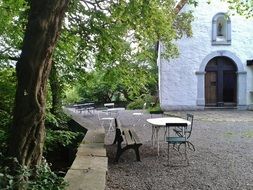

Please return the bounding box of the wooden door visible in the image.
[223,71,237,103]
[205,72,217,106]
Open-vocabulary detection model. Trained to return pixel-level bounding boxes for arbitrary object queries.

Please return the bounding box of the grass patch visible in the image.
[224,130,253,139]
[224,132,236,138]
[242,130,253,138]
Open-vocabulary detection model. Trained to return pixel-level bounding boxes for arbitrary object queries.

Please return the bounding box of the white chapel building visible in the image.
[158,0,253,110]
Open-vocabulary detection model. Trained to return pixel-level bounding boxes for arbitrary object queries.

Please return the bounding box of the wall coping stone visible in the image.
[64,111,107,190]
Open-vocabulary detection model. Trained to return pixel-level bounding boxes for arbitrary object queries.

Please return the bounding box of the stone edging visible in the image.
[64,127,107,190]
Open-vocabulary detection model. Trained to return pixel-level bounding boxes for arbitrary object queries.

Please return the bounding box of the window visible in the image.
[212,13,231,45]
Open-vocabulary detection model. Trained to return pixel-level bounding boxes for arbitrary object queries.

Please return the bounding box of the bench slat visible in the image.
[123,129,135,145]
[129,130,141,144]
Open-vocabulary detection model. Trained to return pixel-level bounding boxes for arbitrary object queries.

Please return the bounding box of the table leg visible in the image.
[156,127,160,156]
[151,126,154,146]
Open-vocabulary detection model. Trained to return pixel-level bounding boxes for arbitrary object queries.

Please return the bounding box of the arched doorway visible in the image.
[205,56,237,107]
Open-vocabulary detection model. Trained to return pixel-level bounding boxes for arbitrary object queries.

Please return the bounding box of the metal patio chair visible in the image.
[173,113,195,151]
[166,122,189,166]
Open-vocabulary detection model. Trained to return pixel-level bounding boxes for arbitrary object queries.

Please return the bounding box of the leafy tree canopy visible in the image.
[59,0,194,102]
[0,0,28,64]
[223,0,253,18]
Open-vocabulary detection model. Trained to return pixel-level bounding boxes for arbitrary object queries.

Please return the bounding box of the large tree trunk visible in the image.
[8,0,69,168]
[49,63,63,117]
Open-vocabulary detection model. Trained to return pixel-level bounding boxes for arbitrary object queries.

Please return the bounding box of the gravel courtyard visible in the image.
[71,109,253,190]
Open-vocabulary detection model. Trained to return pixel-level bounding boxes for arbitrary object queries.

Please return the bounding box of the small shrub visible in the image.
[0,156,68,190]
[0,110,12,129]
[44,129,83,154]
[0,129,8,151]
[45,112,59,129]
[45,112,71,130]
[141,94,156,107]
[127,94,157,110]
[148,103,163,113]
[64,86,81,104]
[127,98,145,110]
[28,160,68,190]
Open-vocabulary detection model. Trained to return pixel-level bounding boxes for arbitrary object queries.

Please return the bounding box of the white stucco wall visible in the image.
[159,0,253,110]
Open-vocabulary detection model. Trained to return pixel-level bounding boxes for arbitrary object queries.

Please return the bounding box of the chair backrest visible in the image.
[150,110,164,118]
[104,102,114,108]
[166,123,188,127]
[186,113,194,138]
[166,122,188,139]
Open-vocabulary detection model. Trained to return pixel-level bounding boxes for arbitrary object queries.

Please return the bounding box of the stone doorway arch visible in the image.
[196,50,247,109]
[205,56,237,107]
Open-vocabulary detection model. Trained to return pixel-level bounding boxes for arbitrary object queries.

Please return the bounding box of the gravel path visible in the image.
[72,109,253,190]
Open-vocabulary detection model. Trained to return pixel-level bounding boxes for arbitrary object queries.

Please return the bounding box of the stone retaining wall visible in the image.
[64,127,107,190]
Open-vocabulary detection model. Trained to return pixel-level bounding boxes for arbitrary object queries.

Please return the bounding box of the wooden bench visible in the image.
[113,118,142,162]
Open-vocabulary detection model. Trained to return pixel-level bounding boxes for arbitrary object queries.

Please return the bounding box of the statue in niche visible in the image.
[217,22,223,36]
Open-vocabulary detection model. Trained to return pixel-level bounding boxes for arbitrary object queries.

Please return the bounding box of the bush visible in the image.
[44,129,83,154]
[64,86,81,104]
[0,67,16,114]
[0,129,8,152]
[45,112,59,129]
[127,98,145,110]
[0,157,68,190]
[148,103,164,114]
[0,110,12,129]
[127,94,157,110]
[45,111,71,130]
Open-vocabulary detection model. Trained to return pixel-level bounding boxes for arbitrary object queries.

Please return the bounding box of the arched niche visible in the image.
[212,12,231,45]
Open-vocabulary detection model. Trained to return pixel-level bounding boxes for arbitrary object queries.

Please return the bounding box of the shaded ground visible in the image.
[69,109,253,190]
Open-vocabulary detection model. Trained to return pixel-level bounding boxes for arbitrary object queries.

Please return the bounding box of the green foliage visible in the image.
[0,0,28,64]
[127,98,146,110]
[64,86,82,104]
[0,110,12,130]
[127,94,155,109]
[0,157,67,190]
[0,129,8,151]
[70,59,159,104]
[59,0,194,105]
[44,111,83,154]
[28,161,68,190]
[0,67,16,114]
[224,0,253,18]
[242,130,253,138]
[148,103,163,114]
[45,112,59,129]
[44,129,82,153]
[0,67,14,152]
[45,106,71,130]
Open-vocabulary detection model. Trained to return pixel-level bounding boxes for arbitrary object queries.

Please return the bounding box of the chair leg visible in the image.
[187,141,195,151]
[184,143,189,165]
[164,127,167,140]
[108,120,114,133]
[101,120,105,130]
[167,143,170,165]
